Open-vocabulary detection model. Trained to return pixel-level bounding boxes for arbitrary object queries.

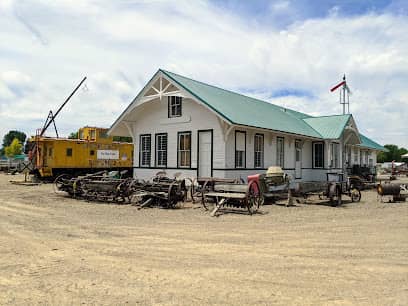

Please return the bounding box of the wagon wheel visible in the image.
[53,173,74,196]
[167,181,179,208]
[336,187,342,206]
[246,180,262,214]
[350,188,361,202]
[53,174,72,195]
[188,178,200,203]
[331,185,342,207]
[201,180,213,210]
[179,178,189,203]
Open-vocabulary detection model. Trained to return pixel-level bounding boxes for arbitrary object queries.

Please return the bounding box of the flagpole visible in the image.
[342,74,346,115]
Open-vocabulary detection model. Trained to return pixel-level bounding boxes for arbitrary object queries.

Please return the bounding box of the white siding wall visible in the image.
[124,92,380,182]
[223,127,321,181]
[130,97,225,180]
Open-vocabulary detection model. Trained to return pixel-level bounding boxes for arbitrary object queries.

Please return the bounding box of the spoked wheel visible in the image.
[246,180,262,214]
[336,188,342,206]
[167,182,178,208]
[53,174,71,195]
[350,188,361,202]
[331,185,342,207]
[201,180,213,211]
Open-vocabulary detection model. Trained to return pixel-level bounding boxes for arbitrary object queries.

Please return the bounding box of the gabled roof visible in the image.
[358,134,386,151]
[161,70,321,138]
[110,69,385,150]
[303,114,351,139]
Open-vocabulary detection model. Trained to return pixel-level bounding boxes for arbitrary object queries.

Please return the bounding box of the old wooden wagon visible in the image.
[202,180,262,216]
[294,173,361,206]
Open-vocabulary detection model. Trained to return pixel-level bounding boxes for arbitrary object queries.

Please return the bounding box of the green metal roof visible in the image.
[161,70,322,138]
[358,134,386,151]
[112,69,385,150]
[160,70,386,149]
[303,115,351,139]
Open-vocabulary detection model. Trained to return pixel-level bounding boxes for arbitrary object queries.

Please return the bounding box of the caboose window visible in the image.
[99,130,108,138]
[66,148,73,157]
[90,150,95,156]
[168,96,182,118]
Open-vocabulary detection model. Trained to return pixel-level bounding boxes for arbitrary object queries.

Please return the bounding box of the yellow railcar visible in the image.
[28,127,133,178]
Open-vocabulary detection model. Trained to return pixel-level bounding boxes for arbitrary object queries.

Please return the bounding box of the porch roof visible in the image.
[358,134,386,151]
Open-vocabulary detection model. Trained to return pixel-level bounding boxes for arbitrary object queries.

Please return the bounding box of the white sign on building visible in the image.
[97,150,119,160]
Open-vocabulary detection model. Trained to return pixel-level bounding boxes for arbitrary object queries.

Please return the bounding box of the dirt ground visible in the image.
[0,173,407,305]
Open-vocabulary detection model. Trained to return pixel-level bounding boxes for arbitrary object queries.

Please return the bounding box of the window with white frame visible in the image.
[235,131,246,168]
[354,148,358,163]
[178,132,191,167]
[155,133,167,167]
[313,142,324,168]
[254,134,264,168]
[140,134,151,167]
[168,96,182,117]
[364,151,369,166]
[330,143,339,168]
[276,137,284,168]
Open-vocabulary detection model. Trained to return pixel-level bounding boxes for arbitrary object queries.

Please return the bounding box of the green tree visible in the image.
[68,132,78,139]
[1,130,26,155]
[113,136,132,143]
[5,138,23,158]
[377,144,408,162]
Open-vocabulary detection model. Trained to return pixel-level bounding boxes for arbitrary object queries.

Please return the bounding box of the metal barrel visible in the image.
[377,183,400,196]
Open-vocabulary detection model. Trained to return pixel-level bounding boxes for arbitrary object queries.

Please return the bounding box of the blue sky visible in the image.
[0,0,407,147]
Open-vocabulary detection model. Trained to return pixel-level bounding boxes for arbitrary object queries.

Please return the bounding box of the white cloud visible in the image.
[270,1,291,12]
[0,0,407,148]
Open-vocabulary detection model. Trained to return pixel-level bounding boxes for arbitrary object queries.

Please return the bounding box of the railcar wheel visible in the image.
[351,188,361,202]
[246,180,262,214]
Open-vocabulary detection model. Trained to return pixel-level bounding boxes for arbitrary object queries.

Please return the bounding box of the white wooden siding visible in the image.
[130,96,224,179]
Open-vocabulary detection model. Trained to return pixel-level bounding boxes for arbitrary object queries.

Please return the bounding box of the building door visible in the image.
[295,140,302,179]
[198,130,212,177]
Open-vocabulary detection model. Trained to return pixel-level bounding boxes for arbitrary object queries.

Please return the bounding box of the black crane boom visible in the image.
[40,76,87,137]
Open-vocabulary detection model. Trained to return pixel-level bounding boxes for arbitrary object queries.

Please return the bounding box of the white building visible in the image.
[109,69,385,181]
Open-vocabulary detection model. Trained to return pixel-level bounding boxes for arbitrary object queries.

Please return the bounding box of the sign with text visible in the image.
[97,150,119,160]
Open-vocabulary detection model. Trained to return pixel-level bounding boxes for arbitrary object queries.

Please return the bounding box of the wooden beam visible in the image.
[152,86,160,94]
[123,121,135,139]
[162,82,172,93]
[139,94,160,104]
[163,90,182,96]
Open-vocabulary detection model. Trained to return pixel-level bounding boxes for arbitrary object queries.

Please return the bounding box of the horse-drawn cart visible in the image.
[203,180,262,216]
[294,173,361,206]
